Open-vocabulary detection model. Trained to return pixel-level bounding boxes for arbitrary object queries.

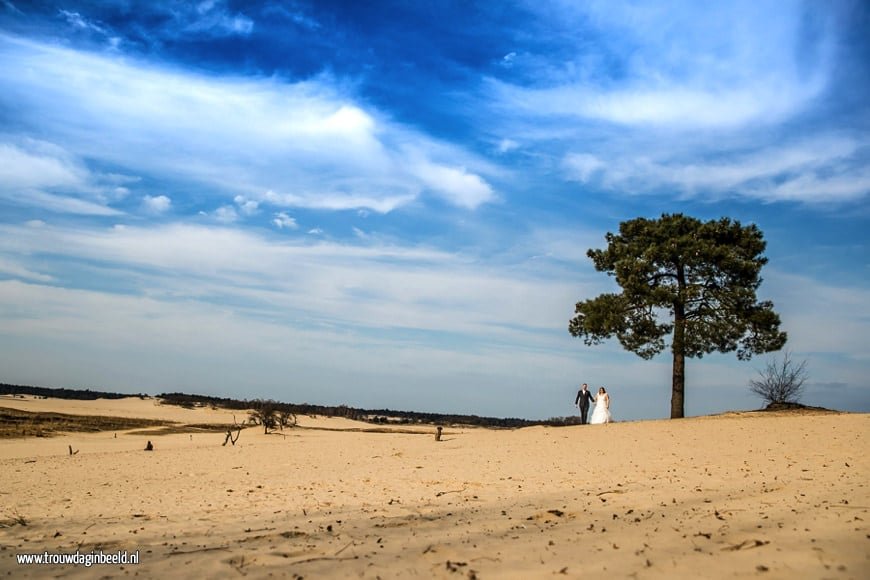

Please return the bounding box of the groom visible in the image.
[574,383,595,425]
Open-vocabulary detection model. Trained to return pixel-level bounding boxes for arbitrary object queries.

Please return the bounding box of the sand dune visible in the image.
[0,396,867,578]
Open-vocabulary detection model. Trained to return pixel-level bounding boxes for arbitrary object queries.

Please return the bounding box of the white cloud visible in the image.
[562,135,869,203]
[213,205,238,223]
[272,212,297,229]
[411,161,496,209]
[491,1,834,129]
[11,190,122,215]
[307,228,324,235]
[761,170,870,203]
[0,257,53,282]
[261,189,417,214]
[0,140,87,191]
[0,221,579,339]
[0,139,128,214]
[142,194,171,214]
[0,35,495,214]
[563,153,605,183]
[502,83,825,129]
[233,195,259,215]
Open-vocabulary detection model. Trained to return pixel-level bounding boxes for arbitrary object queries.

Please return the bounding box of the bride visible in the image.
[589,387,612,424]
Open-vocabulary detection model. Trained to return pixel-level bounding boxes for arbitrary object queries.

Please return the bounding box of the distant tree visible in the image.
[277,410,297,429]
[569,214,787,418]
[248,400,279,434]
[749,351,809,406]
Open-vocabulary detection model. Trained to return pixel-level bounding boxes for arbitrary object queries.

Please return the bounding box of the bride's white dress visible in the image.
[589,394,612,424]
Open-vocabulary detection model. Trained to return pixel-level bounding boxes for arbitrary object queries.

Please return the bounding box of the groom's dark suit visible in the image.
[575,387,595,425]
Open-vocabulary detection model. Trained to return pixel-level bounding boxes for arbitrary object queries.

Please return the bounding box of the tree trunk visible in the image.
[671,301,686,419]
[671,344,685,418]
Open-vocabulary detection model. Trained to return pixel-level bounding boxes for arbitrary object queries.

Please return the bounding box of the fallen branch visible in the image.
[167,545,231,556]
[290,555,358,565]
[435,488,467,497]
[334,541,354,556]
[722,539,770,551]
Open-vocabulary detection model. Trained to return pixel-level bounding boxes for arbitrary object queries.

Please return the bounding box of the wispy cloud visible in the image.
[58,9,107,35]
[492,1,834,129]
[0,140,87,192]
[563,135,870,203]
[0,221,582,339]
[493,80,828,130]
[0,256,53,282]
[182,0,254,37]
[0,139,126,215]
[765,270,870,359]
[0,34,496,214]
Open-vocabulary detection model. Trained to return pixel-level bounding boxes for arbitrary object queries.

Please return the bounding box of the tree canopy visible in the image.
[569,214,787,418]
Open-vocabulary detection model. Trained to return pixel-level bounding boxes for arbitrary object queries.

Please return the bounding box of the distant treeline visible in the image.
[0,383,146,400]
[0,383,581,428]
[158,392,574,428]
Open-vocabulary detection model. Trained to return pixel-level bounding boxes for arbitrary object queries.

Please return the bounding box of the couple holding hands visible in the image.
[574,383,612,425]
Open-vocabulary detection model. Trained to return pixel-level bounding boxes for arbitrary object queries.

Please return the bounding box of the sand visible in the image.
[0,396,867,579]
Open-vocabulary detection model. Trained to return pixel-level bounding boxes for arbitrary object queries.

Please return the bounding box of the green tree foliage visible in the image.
[569,214,787,418]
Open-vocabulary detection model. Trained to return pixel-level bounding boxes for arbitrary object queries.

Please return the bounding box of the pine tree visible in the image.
[569,214,787,418]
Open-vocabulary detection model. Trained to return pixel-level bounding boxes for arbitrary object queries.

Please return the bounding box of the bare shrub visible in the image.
[749,351,809,406]
[248,400,279,434]
[277,410,296,430]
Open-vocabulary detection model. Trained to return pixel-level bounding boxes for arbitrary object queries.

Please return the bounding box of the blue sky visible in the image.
[0,0,868,420]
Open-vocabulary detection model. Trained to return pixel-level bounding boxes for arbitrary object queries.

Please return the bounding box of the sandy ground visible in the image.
[0,397,867,579]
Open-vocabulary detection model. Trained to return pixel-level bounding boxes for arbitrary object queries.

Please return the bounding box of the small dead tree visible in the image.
[223,415,242,446]
[749,351,809,407]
